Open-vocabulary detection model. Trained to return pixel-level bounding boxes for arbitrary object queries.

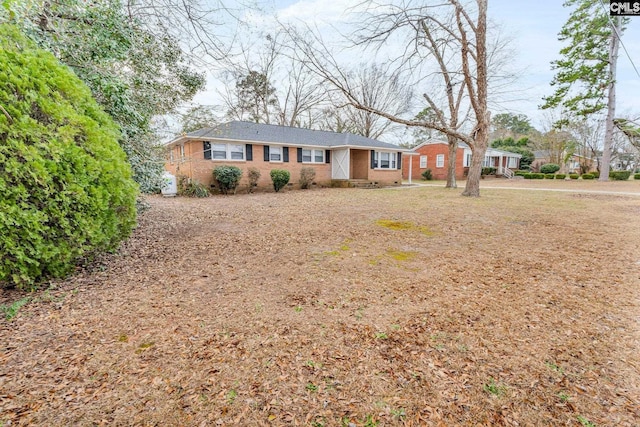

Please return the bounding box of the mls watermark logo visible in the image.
[610,1,640,15]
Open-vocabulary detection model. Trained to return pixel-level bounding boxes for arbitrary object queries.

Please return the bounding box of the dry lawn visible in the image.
[1,181,640,426]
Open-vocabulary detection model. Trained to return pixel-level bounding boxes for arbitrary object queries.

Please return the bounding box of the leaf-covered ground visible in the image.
[2,181,639,426]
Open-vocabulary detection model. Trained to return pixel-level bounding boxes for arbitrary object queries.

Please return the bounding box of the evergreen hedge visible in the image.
[609,170,631,181]
[0,25,138,289]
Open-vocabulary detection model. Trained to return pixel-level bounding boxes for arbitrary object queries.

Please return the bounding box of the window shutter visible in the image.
[325,150,331,163]
[370,150,376,169]
[283,147,289,162]
[264,145,269,162]
[203,141,211,160]
[246,144,253,161]
[297,147,303,162]
[397,152,402,170]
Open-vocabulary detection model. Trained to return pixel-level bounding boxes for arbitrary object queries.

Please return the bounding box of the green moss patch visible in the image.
[386,250,418,262]
[376,219,433,236]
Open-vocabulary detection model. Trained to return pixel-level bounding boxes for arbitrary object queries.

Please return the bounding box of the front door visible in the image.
[331,148,349,179]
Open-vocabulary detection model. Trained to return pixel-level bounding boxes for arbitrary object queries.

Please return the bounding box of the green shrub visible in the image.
[299,167,316,189]
[523,173,544,179]
[581,173,595,180]
[544,174,555,179]
[213,165,243,194]
[270,169,290,192]
[609,170,631,181]
[247,167,261,193]
[177,176,209,197]
[634,173,640,180]
[540,163,560,174]
[0,25,138,289]
[421,168,433,180]
[481,167,496,176]
[514,170,528,176]
[569,174,579,180]
[591,171,600,178]
[555,174,566,180]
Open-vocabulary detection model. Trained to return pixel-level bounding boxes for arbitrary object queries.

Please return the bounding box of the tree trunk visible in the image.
[462,124,489,196]
[460,0,489,197]
[446,136,458,188]
[600,16,621,182]
[462,145,485,196]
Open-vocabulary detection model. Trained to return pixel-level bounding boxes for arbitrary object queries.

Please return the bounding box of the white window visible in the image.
[464,153,472,167]
[302,149,324,163]
[169,149,174,164]
[373,151,398,169]
[269,146,282,162]
[205,142,245,161]
[483,156,492,167]
[230,144,244,160]
[212,143,227,159]
[508,157,518,168]
[420,155,427,168]
[180,144,185,160]
[436,154,444,168]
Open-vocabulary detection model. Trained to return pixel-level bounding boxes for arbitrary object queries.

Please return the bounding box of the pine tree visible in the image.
[541,0,626,181]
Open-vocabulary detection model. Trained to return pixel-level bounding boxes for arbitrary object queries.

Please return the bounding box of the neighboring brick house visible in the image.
[165,121,406,191]
[403,140,521,180]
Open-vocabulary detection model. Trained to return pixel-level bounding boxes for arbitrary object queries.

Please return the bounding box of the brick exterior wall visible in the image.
[165,141,403,191]
[402,143,466,181]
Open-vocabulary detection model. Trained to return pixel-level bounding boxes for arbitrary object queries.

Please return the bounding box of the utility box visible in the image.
[161,172,177,197]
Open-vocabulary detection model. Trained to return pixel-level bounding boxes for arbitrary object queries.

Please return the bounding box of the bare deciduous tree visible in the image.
[284,0,490,196]
[275,55,326,128]
[568,118,604,173]
[342,64,412,140]
[221,32,326,127]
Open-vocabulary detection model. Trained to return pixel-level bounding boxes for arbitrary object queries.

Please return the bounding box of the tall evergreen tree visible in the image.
[541,0,626,181]
[227,71,278,124]
[2,1,207,192]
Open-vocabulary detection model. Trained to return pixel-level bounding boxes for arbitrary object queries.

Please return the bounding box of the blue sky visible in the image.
[193,0,640,132]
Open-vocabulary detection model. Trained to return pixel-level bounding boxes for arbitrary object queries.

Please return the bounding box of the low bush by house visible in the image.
[481,167,496,176]
[581,173,595,180]
[247,167,261,193]
[271,169,291,192]
[299,167,316,189]
[178,176,210,197]
[213,165,243,194]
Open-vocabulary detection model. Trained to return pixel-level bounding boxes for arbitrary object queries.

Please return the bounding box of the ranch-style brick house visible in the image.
[403,140,522,181]
[165,121,406,191]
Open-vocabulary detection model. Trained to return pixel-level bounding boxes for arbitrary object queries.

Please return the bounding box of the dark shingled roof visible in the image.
[179,121,402,150]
